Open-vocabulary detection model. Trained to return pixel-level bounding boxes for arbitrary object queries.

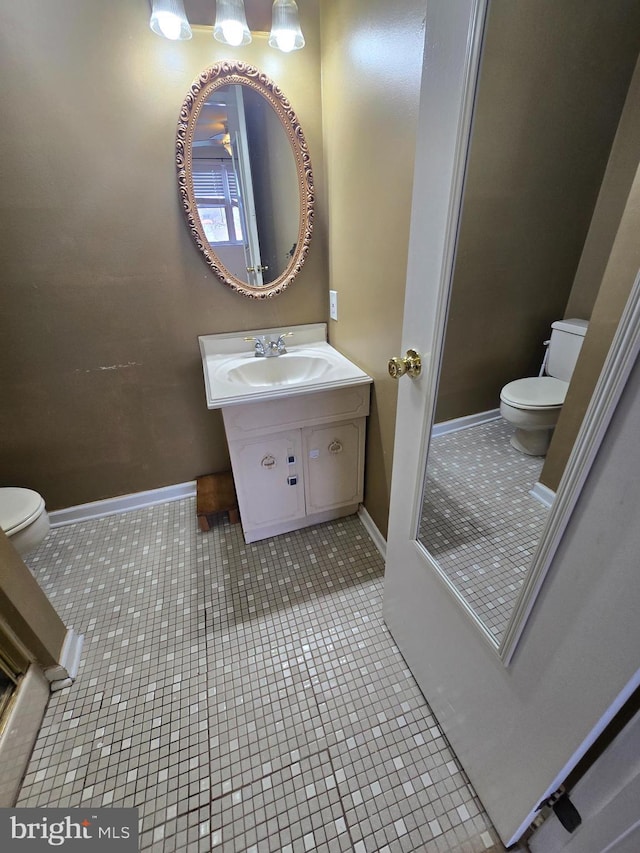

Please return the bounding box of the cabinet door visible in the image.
[229,431,305,530]
[303,420,365,514]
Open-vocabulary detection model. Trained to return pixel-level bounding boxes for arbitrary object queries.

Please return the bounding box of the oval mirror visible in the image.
[176,62,314,299]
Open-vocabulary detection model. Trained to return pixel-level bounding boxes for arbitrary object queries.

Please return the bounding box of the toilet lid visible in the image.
[500,376,568,410]
[0,487,45,535]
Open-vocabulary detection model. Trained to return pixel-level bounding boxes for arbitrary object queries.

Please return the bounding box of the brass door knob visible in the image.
[388,348,422,379]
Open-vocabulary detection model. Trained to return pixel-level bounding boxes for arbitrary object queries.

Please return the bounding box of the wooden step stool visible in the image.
[196,472,240,532]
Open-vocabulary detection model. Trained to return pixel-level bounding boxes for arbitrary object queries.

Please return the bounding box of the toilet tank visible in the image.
[547,319,589,381]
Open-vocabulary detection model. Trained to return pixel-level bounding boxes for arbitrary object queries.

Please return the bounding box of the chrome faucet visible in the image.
[274,335,289,355]
[246,333,292,358]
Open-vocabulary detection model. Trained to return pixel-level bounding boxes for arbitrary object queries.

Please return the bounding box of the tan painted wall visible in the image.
[0,0,326,511]
[541,56,640,491]
[435,0,640,424]
[564,55,640,322]
[319,0,427,536]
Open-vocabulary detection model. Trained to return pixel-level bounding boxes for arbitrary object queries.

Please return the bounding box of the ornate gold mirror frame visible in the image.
[176,61,315,299]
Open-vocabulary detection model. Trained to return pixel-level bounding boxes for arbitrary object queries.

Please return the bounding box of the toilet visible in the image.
[0,487,50,557]
[500,318,588,456]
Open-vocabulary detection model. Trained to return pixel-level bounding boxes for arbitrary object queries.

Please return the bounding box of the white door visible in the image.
[384,0,640,845]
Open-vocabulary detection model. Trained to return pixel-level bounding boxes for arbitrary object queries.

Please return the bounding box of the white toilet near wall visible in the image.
[500,318,589,456]
[0,487,51,557]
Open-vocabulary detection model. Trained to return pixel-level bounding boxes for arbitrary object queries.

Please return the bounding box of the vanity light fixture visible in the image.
[149,0,192,40]
[149,0,305,52]
[268,0,305,52]
[214,0,252,47]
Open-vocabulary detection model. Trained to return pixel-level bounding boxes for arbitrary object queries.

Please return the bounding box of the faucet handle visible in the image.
[244,335,267,356]
[275,332,294,353]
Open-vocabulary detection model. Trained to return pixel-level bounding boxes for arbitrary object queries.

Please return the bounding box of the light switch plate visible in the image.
[329,290,338,321]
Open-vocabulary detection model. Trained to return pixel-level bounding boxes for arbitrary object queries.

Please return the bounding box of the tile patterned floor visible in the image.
[419,419,549,642]
[20,501,506,852]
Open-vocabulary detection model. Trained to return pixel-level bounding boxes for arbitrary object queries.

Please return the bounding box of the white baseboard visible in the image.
[50,483,391,565]
[60,629,84,681]
[49,481,197,528]
[44,629,84,692]
[431,408,501,438]
[530,481,556,509]
[357,505,387,560]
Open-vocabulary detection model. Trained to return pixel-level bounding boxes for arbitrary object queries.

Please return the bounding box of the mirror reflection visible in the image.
[416,0,640,644]
[192,85,299,288]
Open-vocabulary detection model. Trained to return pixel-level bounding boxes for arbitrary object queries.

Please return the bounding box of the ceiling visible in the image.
[184,0,274,33]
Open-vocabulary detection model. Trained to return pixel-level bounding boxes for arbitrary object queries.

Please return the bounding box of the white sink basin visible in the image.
[198,324,372,408]
[226,354,332,388]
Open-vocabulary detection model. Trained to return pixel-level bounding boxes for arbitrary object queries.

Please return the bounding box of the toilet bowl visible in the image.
[499,319,588,456]
[500,377,568,455]
[0,487,50,557]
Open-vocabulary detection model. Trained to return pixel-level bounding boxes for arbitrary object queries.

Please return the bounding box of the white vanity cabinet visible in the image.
[222,385,370,543]
[198,324,373,543]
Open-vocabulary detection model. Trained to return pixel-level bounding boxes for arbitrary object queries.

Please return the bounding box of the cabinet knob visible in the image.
[328,440,343,454]
[261,454,277,469]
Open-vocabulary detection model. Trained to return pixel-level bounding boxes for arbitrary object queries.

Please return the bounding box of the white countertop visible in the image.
[198,324,372,409]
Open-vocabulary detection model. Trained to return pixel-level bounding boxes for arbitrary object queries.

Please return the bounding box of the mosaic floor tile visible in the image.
[19,500,508,851]
[419,419,549,641]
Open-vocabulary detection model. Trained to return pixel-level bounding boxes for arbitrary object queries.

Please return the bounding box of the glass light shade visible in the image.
[214,0,252,47]
[149,0,192,40]
[269,0,305,52]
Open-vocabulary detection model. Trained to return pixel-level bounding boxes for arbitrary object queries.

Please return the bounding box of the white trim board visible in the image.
[49,481,197,528]
[45,629,85,693]
[431,408,501,438]
[50,481,388,565]
[530,481,556,509]
[357,505,387,560]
